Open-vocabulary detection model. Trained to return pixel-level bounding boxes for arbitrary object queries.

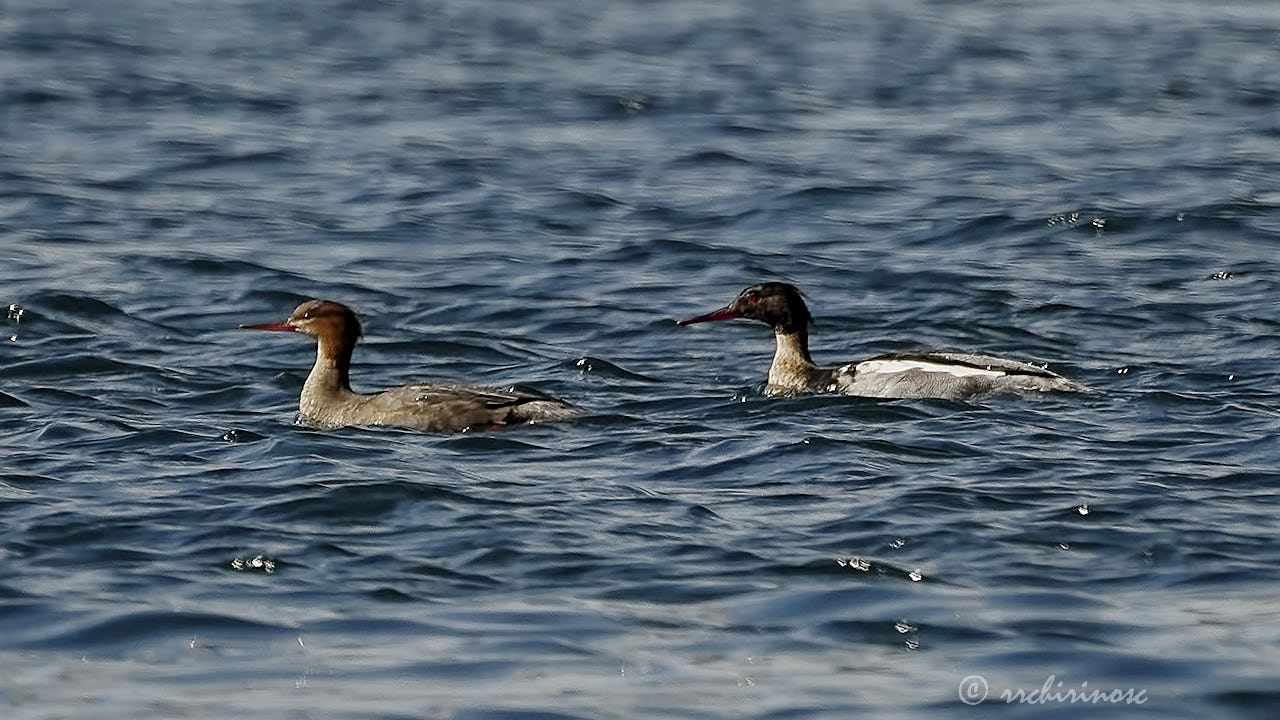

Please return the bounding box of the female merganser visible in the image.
[677,282,1089,398]
[241,300,577,432]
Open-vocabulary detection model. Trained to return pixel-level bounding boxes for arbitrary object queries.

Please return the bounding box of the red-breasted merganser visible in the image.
[677,282,1089,398]
[241,300,577,431]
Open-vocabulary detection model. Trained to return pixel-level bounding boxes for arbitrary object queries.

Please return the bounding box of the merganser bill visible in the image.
[241,300,577,431]
[677,283,1089,398]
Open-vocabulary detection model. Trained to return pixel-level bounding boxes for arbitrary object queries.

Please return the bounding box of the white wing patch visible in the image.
[856,359,1008,378]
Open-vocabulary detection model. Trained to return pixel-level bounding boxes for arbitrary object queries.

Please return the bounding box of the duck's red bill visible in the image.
[676,306,740,325]
[239,321,295,332]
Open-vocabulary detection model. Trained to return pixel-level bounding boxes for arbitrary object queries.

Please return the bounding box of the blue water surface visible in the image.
[3,1,1280,718]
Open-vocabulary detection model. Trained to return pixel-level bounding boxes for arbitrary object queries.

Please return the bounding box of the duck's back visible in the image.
[833,352,1088,399]
[302,382,578,432]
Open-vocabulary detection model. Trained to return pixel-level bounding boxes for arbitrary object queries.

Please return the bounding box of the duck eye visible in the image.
[301,312,312,319]
[745,293,759,304]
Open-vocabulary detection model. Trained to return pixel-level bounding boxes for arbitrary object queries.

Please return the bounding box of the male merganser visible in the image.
[241,300,577,431]
[677,282,1089,398]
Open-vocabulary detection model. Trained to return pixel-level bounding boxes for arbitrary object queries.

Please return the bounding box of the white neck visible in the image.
[300,346,357,418]
[767,331,818,391]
